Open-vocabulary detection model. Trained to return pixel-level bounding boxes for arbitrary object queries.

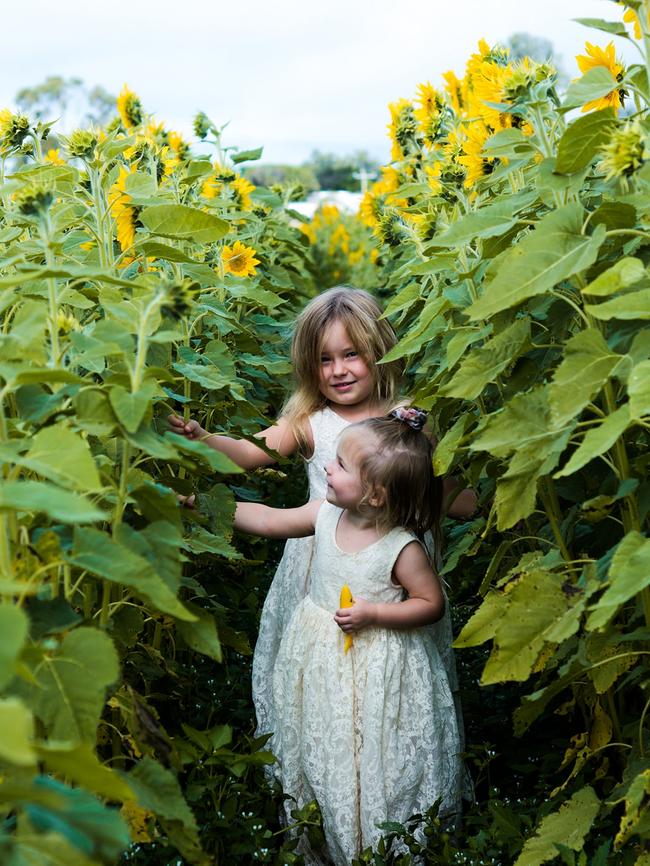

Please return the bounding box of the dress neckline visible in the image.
[332,506,394,556]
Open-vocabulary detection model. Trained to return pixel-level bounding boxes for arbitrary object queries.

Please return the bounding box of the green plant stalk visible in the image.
[0,394,12,583]
[99,579,112,628]
[89,167,109,268]
[40,211,61,369]
[539,477,571,561]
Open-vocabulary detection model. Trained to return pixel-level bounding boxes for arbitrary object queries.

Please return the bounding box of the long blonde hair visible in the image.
[283,287,403,450]
[342,415,442,546]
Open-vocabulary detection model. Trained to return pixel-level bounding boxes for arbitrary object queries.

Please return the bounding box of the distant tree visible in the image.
[307,150,379,192]
[15,76,116,129]
[246,163,320,193]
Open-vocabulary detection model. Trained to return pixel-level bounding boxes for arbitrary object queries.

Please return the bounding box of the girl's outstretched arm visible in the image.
[334,541,444,632]
[167,414,307,470]
[443,476,478,519]
[235,498,322,539]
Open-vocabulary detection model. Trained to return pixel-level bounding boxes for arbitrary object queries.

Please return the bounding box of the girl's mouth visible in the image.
[333,381,355,389]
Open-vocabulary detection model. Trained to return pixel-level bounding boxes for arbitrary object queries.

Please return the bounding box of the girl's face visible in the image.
[324,432,366,511]
[318,320,374,409]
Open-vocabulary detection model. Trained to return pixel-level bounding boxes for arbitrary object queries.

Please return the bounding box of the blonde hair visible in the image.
[283,287,403,450]
[342,415,442,544]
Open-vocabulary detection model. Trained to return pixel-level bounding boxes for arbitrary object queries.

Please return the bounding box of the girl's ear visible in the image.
[368,485,387,509]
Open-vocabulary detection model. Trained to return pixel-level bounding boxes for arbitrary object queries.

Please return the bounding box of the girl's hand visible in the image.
[334,596,376,633]
[167,413,208,441]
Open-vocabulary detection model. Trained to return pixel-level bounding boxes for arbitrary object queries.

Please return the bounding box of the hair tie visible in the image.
[389,406,428,432]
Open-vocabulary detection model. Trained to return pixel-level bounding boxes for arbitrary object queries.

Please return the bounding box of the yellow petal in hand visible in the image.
[340,583,354,654]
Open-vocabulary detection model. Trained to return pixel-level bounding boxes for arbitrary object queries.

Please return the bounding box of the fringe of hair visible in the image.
[282,286,404,452]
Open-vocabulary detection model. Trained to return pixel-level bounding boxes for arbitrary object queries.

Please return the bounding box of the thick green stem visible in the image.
[539,477,571,561]
[40,212,61,368]
[89,168,109,268]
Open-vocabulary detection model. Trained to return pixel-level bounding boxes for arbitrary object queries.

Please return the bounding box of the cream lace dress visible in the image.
[251,406,462,739]
[266,500,464,864]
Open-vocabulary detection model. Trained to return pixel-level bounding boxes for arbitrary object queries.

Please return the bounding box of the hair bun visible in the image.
[389,406,428,432]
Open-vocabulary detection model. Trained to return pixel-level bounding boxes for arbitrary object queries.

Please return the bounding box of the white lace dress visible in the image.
[268,501,464,864]
[251,406,463,739]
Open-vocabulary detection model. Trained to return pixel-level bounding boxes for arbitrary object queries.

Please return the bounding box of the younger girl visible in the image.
[168,287,474,737]
[234,409,464,864]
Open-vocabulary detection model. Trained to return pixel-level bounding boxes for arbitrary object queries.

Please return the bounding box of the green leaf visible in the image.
[513,786,600,866]
[581,257,646,297]
[466,204,606,320]
[127,757,197,830]
[37,743,133,801]
[433,415,472,475]
[555,109,617,174]
[562,66,620,111]
[139,204,229,243]
[0,481,106,523]
[629,360,650,419]
[555,405,630,478]
[585,288,650,320]
[139,241,197,263]
[108,384,155,433]
[379,296,448,363]
[70,528,197,621]
[169,436,243,475]
[0,697,36,766]
[549,329,624,426]
[574,17,629,36]
[16,421,102,491]
[428,200,520,248]
[183,525,242,560]
[481,570,584,684]
[0,605,29,690]
[176,602,222,661]
[587,532,650,630]
[231,147,263,163]
[438,317,530,400]
[31,628,119,743]
[471,387,557,458]
[454,589,502,648]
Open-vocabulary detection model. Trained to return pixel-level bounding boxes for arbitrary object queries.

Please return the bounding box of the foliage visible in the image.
[354,3,650,862]
[16,76,116,128]
[307,149,379,192]
[0,88,319,864]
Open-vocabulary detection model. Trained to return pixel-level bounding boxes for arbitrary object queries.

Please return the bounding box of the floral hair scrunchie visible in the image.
[389,406,428,432]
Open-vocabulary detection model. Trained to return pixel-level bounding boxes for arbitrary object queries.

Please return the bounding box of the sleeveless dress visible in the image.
[268,501,464,864]
[251,406,462,739]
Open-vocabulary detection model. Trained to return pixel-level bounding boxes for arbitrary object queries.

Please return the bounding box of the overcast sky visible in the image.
[2,0,639,164]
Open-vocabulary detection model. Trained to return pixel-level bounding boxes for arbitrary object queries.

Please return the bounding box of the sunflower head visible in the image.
[161,277,200,320]
[14,182,54,216]
[503,64,536,103]
[598,118,648,182]
[375,208,404,247]
[0,109,30,152]
[65,128,99,160]
[117,85,144,130]
[221,240,260,277]
[231,176,256,209]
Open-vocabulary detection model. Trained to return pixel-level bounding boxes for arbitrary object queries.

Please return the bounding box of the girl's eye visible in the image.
[346,351,358,358]
[320,356,330,364]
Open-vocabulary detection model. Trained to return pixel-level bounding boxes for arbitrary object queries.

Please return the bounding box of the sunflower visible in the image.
[108,166,138,252]
[221,240,260,277]
[45,148,65,166]
[231,176,255,210]
[442,70,465,116]
[117,85,144,130]
[619,3,649,39]
[457,122,495,188]
[387,99,417,161]
[414,82,446,144]
[328,224,350,257]
[0,109,30,153]
[359,191,381,229]
[576,42,626,112]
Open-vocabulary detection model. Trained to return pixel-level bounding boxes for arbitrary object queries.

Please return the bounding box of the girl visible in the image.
[234,409,464,864]
[168,286,475,738]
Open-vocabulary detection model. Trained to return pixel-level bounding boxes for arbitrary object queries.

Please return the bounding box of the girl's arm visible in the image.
[443,476,478,519]
[334,541,444,632]
[235,498,322,539]
[167,414,308,470]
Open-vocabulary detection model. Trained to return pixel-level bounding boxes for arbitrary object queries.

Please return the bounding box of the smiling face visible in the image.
[317,319,375,410]
[324,431,369,511]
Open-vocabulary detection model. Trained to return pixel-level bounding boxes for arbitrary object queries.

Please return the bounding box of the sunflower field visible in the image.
[1,1,650,864]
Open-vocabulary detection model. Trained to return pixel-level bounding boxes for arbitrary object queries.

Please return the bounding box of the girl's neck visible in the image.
[327,399,386,423]
[335,507,383,553]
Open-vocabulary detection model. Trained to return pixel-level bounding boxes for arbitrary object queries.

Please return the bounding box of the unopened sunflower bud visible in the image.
[117,85,144,130]
[14,183,54,216]
[193,111,212,140]
[160,277,199,320]
[599,119,647,182]
[66,128,98,160]
[0,109,30,151]
[340,584,354,654]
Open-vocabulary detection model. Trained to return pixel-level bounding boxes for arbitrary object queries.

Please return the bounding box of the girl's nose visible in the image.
[332,357,346,376]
